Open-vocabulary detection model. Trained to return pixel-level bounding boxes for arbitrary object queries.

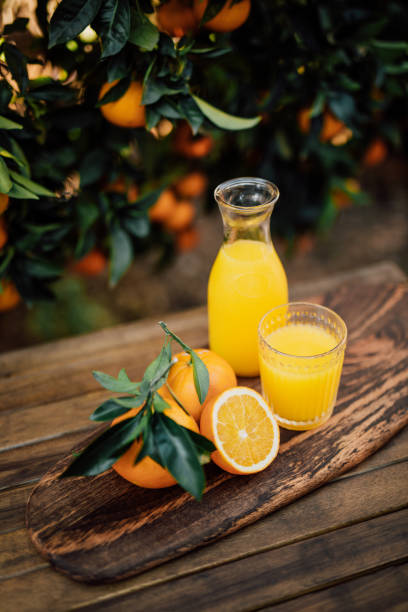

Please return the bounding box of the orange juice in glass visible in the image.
[258,303,347,430]
[208,178,288,377]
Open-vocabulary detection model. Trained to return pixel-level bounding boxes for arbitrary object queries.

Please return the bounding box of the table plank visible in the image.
[2,459,408,582]
[266,563,408,611]
[38,510,408,612]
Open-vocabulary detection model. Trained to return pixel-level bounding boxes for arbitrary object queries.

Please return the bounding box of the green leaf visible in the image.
[131,188,164,212]
[60,416,142,477]
[9,170,54,197]
[159,321,190,351]
[107,50,132,82]
[48,0,103,48]
[185,428,216,454]
[385,62,408,75]
[129,8,159,51]
[134,417,161,465]
[90,399,131,422]
[3,43,28,93]
[96,76,131,106]
[155,413,205,500]
[191,95,261,131]
[93,370,140,393]
[7,182,39,199]
[142,339,172,391]
[190,351,209,404]
[178,96,204,134]
[122,215,150,238]
[79,149,108,187]
[0,115,23,130]
[96,0,131,58]
[109,226,133,286]
[372,40,408,51]
[22,259,62,279]
[0,157,12,193]
[118,368,131,383]
[142,79,185,105]
[115,395,147,408]
[153,392,171,413]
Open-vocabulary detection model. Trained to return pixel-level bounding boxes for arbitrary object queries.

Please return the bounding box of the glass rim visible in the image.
[258,301,347,360]
[214,177,279,211]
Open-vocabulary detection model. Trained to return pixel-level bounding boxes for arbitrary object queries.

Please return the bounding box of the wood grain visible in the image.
[5,459,408,581]
[26,281,408,583]
[266,562,408,611]
[60,509,408,611]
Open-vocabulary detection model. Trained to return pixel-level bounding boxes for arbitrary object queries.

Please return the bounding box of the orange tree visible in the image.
[0,0,407,303]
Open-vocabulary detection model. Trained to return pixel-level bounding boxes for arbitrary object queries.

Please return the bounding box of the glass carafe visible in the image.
[208,177,288,377]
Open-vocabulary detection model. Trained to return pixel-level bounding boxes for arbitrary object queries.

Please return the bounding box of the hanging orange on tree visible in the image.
[99,80,145,128]
[194,0,251,33]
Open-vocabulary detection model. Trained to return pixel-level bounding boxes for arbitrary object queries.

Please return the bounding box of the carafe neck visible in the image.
[215,177,279,245]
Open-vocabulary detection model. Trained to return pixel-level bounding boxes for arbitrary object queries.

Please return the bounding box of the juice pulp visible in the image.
[259,324,344,430]
[208,239,288,376]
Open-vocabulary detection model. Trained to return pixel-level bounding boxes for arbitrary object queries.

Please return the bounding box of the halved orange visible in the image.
[200,387,280,475]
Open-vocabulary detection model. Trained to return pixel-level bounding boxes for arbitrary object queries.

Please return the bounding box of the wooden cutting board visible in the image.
[26,280,408,584]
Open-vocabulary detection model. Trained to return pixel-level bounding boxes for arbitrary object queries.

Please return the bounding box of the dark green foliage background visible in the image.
[0,0,407,303]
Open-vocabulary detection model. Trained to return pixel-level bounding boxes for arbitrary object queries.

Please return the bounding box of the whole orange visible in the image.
[165,349,237,422]
[0,193,9,214]
[112,399,199,489]
[194,0,251,32]
[175,172,208,198]
[0,281,20,312]
[176,226,200,252]
[164,200,195,232]
[99,80,145,128]
[72,249,107,276]
[149,189,178,223]
[363,138,387,167]
[156,0,198,37]
[174,122,213,159]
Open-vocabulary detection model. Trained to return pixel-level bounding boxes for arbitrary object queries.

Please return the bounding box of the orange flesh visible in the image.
[216,395,277,467]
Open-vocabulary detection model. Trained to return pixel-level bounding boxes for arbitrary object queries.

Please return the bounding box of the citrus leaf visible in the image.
[115,395,147,408]
[122,215,150,238]
[93,370,140,393]
[60,416,142,477]
[90,399,131,422]
[129,8,159,51]
[153,392,171,413]
[97,0,131,59]
[0,157,12,193]
[118,368,131,383]
[192,94,261,131]
[96,76,131,106]
[48,0,103,48]
[109,226,133,286]
[142,338,172,391]
[155,413,205,500]
[132,187,164,211]
[9,170,54,197]
[134,414,161,464]
[184,428,216,454]
[8,182,39,199]
[190,351,209,404]
[0,115,23,130]
[3,42,28,93]
[159,321,190,351]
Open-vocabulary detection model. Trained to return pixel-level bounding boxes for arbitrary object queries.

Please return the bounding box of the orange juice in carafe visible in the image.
[208,178,288,376]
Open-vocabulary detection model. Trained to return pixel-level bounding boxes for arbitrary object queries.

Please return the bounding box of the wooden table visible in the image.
[1,262,407,611]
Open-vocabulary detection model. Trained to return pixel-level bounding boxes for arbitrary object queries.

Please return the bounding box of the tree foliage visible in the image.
[0,0,407,303]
